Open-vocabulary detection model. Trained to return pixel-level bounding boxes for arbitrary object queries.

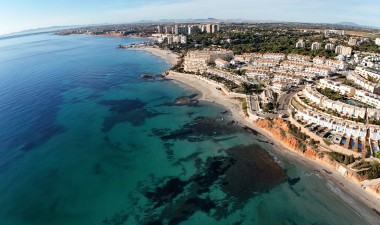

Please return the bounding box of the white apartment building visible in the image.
[295,71,318,81]
[335,45,352,56]
[348,37,358,46]
[376,38,380,46]
[313,57,326,65]
[304,85,324,105]
[167,35,174,44]
[180,35,187,44]
[157,25,164,34]
[318,79,355,96]
[296,110,367,139]
[184,50,234,73]
[287,54,311,62]
[206,69,245,85]
[325,59,347,70]
[234,54,252,63]
[280,61,308,72]
[325,43,335,50]
[305,65,335,77]
[273,73,302,85]
[324,30,346,36]
[271,81,291,93]
[215,58,229,68]
[252,59,279,68]
[173,35,180,43]
[296,40,306,48]
[250,53,264,58]
[311,42,322,51]
[353,89,380,108]
[356,67,380,81]
[369,126,380,141]
[303,85,366,118]
[368,109,380,120]
[347,71,380,94]
[321,99,366,118]
[262,53,286,60]
[260,89,274,104]
[246,69,270,81]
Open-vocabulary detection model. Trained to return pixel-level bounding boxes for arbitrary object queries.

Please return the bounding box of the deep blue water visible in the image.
[0,33,379,225]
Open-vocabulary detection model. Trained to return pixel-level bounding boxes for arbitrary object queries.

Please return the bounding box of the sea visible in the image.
[0,33,379,225]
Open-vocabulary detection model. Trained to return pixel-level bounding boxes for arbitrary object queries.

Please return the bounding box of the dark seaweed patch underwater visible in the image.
[99,98,163,131]
[155,116,242,142]
[102,145,285,225]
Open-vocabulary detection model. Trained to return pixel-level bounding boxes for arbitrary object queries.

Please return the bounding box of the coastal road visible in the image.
[250,95,259,112]
[277,86,304,116]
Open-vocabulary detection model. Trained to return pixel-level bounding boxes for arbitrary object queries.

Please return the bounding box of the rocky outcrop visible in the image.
[368,184,380,195]
[304,147,318,160]
[256,118,303,153]
[317,155,340,170]
[345,170,365,183]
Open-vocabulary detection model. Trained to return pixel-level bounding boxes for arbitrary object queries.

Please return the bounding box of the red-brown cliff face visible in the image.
[345,170,365,183]
[304,147,318,160]
[256,118,303,153]
[255,118,380,197]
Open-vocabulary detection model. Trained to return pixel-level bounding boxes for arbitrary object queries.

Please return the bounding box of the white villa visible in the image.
[303,85,366,118]
[252,59,279,68]
[356,67,380,81]
[318,79,355,96]
[347,71,380,94]
[262,53,286,60]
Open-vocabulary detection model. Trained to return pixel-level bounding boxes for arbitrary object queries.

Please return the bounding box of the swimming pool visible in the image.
[345,99,366,107]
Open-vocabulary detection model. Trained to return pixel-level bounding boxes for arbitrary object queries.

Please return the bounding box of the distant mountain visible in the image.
[335,22,361,27]
[0,25,83,38]
[334,22,380,29]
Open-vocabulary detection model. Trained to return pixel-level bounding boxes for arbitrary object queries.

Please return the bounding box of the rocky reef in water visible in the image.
[99,98,163,132]
[154,116,241,142]
[140,73,167,81]
[122,145,286,224]
[159,94,199,107]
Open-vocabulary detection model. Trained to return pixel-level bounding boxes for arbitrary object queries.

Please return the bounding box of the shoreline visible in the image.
[135,46,380,218]
[128,46,180,66]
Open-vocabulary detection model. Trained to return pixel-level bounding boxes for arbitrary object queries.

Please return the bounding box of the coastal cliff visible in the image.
[255,118,380,200]
[256,118,304,153]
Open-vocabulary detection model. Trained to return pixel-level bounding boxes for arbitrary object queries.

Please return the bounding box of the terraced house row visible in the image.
[303,85,368,119]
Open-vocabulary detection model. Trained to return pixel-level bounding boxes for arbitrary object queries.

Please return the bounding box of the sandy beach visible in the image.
[129,46,180,66]
[136,46,380,217]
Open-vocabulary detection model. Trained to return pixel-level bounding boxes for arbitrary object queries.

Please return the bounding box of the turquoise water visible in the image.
[345,99,366,107]
[0,33,379,225]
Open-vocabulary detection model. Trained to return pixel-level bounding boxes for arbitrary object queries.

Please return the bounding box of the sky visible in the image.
[0,0,379,35]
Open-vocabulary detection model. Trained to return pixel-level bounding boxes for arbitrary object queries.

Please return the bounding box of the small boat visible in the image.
[119,44,128,49]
